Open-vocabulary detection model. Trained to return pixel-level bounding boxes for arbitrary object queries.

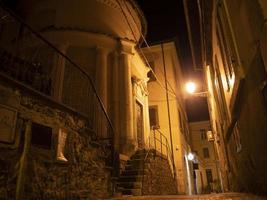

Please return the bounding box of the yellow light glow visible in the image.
[187,152,194,161]
[186,82,196,94]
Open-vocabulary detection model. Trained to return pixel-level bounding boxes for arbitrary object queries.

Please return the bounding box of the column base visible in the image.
[120,138,137,156]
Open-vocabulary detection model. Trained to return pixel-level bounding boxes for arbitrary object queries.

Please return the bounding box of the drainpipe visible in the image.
[161,43,177,182]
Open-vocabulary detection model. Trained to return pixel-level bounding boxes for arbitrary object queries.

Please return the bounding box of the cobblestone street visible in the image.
[110,193,267,200]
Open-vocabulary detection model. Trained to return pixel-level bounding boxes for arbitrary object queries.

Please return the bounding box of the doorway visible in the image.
[135,101,144,149]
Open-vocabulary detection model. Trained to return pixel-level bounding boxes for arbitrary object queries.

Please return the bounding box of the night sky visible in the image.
[4,0,209,122]
[136,0,209,122]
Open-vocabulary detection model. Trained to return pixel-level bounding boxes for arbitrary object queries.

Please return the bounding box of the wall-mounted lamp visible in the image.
[187,152,195,161]
[185,81,208,97]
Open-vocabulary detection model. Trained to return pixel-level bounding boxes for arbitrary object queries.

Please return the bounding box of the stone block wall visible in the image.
[142,153,177,195]
[227,50,267,195]
[0,85,112,200]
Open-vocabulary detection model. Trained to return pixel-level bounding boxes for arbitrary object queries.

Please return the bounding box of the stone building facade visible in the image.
[15,0,151,156]
[143,41,193,195]
[185,0,267,195]
[0,0,156,199]
[189,120,220,194]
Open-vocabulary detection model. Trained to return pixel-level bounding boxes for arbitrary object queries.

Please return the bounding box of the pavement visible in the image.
[108,193,267,200]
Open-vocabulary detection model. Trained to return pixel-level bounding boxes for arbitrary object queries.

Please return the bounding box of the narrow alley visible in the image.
[0,0,267,199]
[110,193,266,200]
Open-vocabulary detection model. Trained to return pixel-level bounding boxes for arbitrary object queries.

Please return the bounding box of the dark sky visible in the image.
[136,0,210,122]
[4,0,209,122]
[136,0,184,42]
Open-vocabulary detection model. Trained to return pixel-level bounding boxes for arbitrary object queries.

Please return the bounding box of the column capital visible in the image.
[96,46,111,55]
[260,21,267,73]
[53,43,69,53]
[119,39,135,55]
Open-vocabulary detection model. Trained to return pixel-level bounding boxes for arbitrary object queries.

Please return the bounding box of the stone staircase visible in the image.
[116,149,154,196]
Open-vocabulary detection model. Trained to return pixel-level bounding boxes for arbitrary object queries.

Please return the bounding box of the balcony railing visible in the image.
[141,128,176,194]
[0,48,52,95]
[0,3,115,166]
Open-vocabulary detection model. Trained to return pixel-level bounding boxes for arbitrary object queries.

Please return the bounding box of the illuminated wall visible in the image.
[143,41,193,194]
[204,0,267,194]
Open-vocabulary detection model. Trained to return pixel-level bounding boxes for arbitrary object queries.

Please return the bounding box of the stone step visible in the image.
[117,181,142,189]
[126,158,152,167]
[121,188,141,196]
[125,163,150,171]
[118,175,144,182]
[121,169,148,176]
[130,153,155,160]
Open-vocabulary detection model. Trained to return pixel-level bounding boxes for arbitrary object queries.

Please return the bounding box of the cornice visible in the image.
[127,0,148,41]
[40,26,119,41]
[95,0,120,10]
[95,0,147,43]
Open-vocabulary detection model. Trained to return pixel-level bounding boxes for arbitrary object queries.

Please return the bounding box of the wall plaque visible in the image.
[57,128,68,162]
[0,104,17,144]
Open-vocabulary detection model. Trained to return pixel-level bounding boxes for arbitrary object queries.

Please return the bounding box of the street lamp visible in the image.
[187,152,195,161]
[185,82,196,94]
[185,81,208,97]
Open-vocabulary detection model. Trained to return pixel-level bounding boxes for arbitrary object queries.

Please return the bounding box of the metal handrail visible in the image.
[141,127,176,194]
[0,2,115,135]
[0,3,115,169]
[0,2,115,134]
[154,129,175,175]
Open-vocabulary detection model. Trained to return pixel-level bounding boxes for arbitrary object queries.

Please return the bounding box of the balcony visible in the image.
[0,5,114,147]
[0,48,52,95]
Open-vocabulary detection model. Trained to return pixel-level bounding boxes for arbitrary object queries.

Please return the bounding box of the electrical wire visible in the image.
[122,0,177,96]
[116,0,177,98]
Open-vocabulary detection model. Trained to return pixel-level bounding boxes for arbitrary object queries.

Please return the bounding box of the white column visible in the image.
[119,51,134,154]
[51,44,68,101]
[260,22,267,73]
[111,51,120,151]
[95,46,109,109]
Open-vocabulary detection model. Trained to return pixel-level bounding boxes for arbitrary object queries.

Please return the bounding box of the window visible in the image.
[217,1,237,76]
[216,28,231,91]
[200,129,207,140]
[203,147,210,158]
[206,169,213,185]
[0,105,17,144]
[178,110,183,133]
[262,80,267,105]
[233,121,242,153]
[149,106,159,128]
[214,59,228,120]
[216,17,234,79]
[31,122,52,149]
[147,61,156,82]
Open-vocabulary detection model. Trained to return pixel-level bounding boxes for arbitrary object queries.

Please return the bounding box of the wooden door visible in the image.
[136,101,143,149]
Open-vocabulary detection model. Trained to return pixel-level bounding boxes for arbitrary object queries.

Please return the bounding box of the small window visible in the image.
[31,122,52,149]
[147,61,156,82]
[203,147,210,158]
[149,106,159,129]
[178,110,183,133]
[206,169,213,185]
[262,81,267,105]
[233,121,242,153]
[200,129,207,140]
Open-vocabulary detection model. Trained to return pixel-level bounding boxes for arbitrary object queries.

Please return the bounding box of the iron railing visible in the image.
[0,3,115,164]
[141,127,176,194]
[0,1,114,140]
[0,3,123,199]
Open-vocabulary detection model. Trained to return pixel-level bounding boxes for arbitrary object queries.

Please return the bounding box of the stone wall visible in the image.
[0,85,112,200]
[227,50,267,195]
[142,153,177,195]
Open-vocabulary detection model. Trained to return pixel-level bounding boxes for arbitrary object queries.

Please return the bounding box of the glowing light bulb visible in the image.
[187,152,194,161]
[186,82,196,94]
